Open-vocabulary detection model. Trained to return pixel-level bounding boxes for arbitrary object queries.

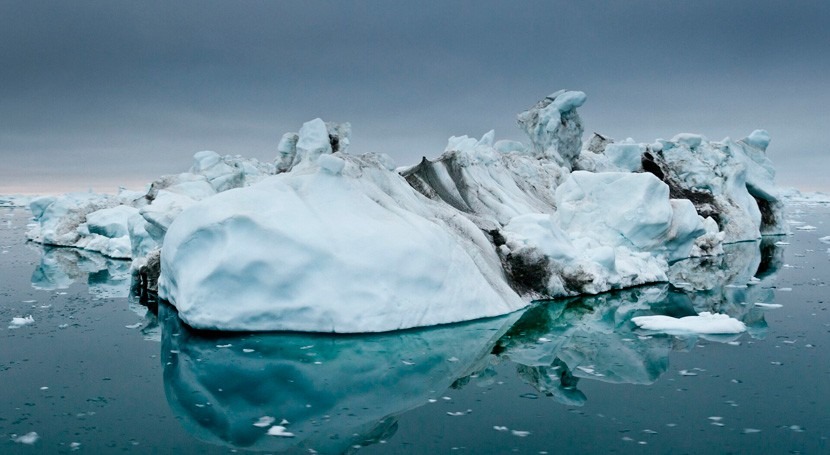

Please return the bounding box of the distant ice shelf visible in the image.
[20,90,791,332]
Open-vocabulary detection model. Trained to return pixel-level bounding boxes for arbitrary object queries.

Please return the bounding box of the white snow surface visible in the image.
[159,152,523,332]
[631,312,747,335]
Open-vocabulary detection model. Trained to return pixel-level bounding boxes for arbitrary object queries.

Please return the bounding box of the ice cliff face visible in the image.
[26,90,789,332]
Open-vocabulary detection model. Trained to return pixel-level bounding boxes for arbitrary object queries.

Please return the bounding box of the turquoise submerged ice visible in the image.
[27,91,789,332]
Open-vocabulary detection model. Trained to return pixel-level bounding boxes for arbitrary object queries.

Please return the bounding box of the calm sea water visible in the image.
[1,203,828,454]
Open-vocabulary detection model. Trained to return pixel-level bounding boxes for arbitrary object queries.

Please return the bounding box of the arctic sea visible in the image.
[1,202,828,454]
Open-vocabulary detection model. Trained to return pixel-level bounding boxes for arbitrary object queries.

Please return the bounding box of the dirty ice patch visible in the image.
[631,312,746,335]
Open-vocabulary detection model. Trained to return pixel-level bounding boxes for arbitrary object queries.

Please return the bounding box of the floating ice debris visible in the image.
[13,432,39,444]
[776,287,793,292]
[402,360,415,365]
[754,303,783,309]
[447,411,466,416]
[493,426,509,432]
[58,323,69,329]
[789,425,805,432]
[266,425,294,437]
[216,344,232,348]
[632,312,746,335]
[253,416,275,427]
[242,348,255,353]
[796,225,817,231]
[819,236,830,244]
[742,428,761,434]
[678,370,698,376]
[40,386,48,390]
[576,366,603,376]
[642,429,658,434]
[775,241,790,246]
[125,323,142,329]
[447,356,459,362]
[442,396,452,401]
[538,337,551,343]
[770,361,783,366]
[300,345,314,350]
[70,442,81,450]
[280,419,289,425]
[511,430,530,437]
[428,399,437,403]
[22,299,36,303]
[9,315,35,328]
[708,416,723,421]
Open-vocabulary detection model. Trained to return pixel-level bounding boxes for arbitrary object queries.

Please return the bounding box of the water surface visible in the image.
[1,204,828,453]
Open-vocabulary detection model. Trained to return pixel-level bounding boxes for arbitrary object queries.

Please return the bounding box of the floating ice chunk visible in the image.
[796,225,817,231]
[254,416,275,427]
[631,312,746,335]
[266,425,295,437]
[511,430,531,437]
[13,432,39,444]
[125,323,142,329]
[9,315,35,328]
[754,303,783,309]
[493,426,509,432]
[819,236,830,244]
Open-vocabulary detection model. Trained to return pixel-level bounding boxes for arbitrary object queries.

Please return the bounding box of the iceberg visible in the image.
[24,90,790,332]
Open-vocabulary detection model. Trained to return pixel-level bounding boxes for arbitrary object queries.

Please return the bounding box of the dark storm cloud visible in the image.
[2,0,829,192]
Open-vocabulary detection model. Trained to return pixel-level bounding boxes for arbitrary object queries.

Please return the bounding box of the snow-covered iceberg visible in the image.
[25,90,790,333]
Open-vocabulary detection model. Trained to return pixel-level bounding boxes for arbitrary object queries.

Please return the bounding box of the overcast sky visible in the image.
[2,0,829,193]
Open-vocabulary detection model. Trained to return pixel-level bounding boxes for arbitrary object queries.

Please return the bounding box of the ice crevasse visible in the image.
[27,91,789,332]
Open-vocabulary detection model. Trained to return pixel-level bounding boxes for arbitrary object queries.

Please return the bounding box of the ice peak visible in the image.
[517,90,586,169]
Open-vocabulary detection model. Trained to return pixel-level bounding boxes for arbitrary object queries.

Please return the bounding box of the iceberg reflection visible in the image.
[30,245,131,299]
[158,303,519,453]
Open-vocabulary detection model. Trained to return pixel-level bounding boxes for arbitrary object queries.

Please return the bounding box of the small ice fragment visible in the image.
[679,370,698,376]
[216,344,232,348]
[313,361,322,365]
[125,323,142,329]
[40,386,48,390]
[819,236,830,244]
[14,432,39,444]
[22,300,36,303]
[447,357,459,362]
[447,411,465,416]
[775,241,790,246]
[300,345,314,350]
[242,349,255,353]
[493,426,509,431]
[9,315,35,328]
[777,288,793,292]
[511,430,530,437]
[428,399,437,403]
[402,360,415,365]
[708,416,723,421]
[267,425,295,437]
[58,324,69,329]
[442,396,452,401]
[743,428,761,434]
[253,416,275,427]
[70,442,81,450]
[789,425,804,432]
[727,341,741,346]
[642,429,658,434]
[796,225,817,231]
[754,303,783,309]
[771,361,783,366]
[280,419,290,425]
[56,292,67,295]
[538,337,551,342]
